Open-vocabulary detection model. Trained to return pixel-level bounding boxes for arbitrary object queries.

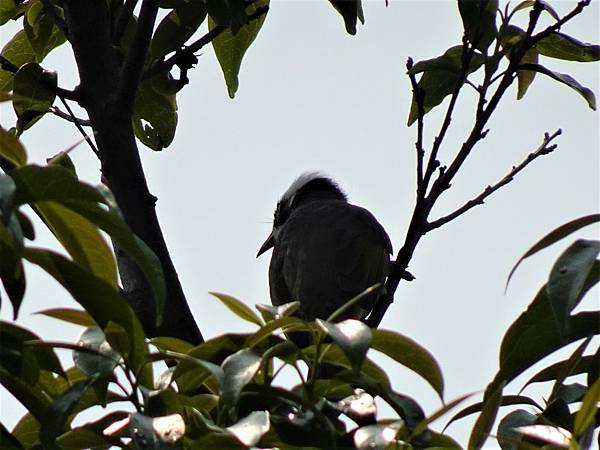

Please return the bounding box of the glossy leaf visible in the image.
[39,376,98,447]
[496,409,537,450]
[468,384,503,450]
[506,214,600,289]
[255,301,299,322]
[151,0,207,59]
[226,410,270,447]
[209,0,269,98]
[574,377,600,435]
[354,421,403,450]
[458,0,498,51]
[408,46,485,126]
[12,62,56,132]
[521,63,596,110]
[35,307,96,327]
[318,319,371,373]
[221,348,262,408]
[0,126,27,167]
[328,0,364,35]
[210,291,263,326]
[536,32,600,62]
[23,248,152,387]
[546,239,600,322]
[337,388,376,420]
[371,328,444,399]
[0,31,37,92]
[72,326,119,376]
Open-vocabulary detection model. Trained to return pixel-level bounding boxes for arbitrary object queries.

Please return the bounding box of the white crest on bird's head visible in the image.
[273,172,347,227]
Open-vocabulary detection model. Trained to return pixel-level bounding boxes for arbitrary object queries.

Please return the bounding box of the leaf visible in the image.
[574,377,600,436]
[0,126,27,167]
[506,214,600,290]
[226,410,270,447]
[151,0,207,59]
[36,201,118,288]
[0,30,37,92]
[354,421,403,450]
[546,240,600,321]
[496,409,537,450]
[255,301,299,322]
[245,316,308,348]
[407,46,485,126]
[23,248,152,387]
[318,319,372,373]
[328,0,364,35]
[150,336,194,354]
[221,348,262,408]
[23,1,66,61]
[445,395,542,428]
[0,0,20,26]
[412,392,473,437]
[56,428,111,449]
[0,423,24,450]
[525,354,598,388]
[210,291,263,326]
[209,0,269,98]
[39,376,98,447]
[132,78,178,151]
[536,32,600,62]
[458,0,498,52]
[517,48,538,99]
[371,328,444,399]
[104,321,130,359]
[520,63,596,110]
[72,326,120,376]
[511,0,559,20]
[12,62,57,132]
[35,307,96,327]
[468,384,504,450]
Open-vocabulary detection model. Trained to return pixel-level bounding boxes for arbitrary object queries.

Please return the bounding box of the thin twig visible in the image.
[427,129,562,231]
[116,0,158,111]
[143,6,269,81]
[58,96,100,158]
[407,57,425,196]
[50,105,92,126]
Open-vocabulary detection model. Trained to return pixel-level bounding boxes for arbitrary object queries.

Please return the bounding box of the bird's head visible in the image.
[257,172,347,257]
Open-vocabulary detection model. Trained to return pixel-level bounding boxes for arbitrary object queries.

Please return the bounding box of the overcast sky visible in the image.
[1,1,598,446]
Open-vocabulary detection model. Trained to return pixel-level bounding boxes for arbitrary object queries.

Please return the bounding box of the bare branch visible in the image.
[407,57,425,197]
[50,106,91,127]
[112,0,138,45]
[116,0,158,111]
[427,129,562,232]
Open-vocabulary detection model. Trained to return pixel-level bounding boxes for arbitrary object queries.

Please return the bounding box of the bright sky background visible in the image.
[1,1,598,447]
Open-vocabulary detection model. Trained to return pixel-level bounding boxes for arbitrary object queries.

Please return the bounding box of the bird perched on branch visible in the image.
[257,172,392,337]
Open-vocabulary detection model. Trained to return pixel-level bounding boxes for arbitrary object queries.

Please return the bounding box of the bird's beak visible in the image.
[256,230,275,257]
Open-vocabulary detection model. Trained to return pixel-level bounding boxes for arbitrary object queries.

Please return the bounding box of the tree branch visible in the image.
[427,129,561,232]
[112,0,138,45]
[50,106,92,127]
[116,0,158,111]
[407,57,425,198]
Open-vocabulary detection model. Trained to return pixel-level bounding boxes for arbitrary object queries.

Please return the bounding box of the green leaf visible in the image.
[104,321,131,359]
[506,214,600,290]
[36,201,118,288]
[327,0,364,35]
[23,248,152,387]
[468,384,504,450]
[511,0,559,20]
[72,326,120,376]
[496,409,537,450]
[132,78,178,151]
[23,0,66,61]
[11,413,40,449]
[407,46,485,126]
[445,395,542,428]
[573,377,600,435]
[0,0,20,26]
[56,428,111,449]
[151,0,207,59]
[40,376,99,447]
[458,0,498,52]
[255,301,299,322]
[318,319,372,373]
[0,423,24,450]
[371,328,444,399]
[520,63,596,110]
[35,307,96,327]
[536,32,600,62]
[12,62,57,132]
[517,48,538,99]
[0,366,52,423]
[221,348,262,408]
[209,0,269,98]
[0,30,37,92]
[210,291,263,326]
[150,336,194,354]
[226,410,270,447]
[245,316,308,348]
[0,126,27,167]
[546,239,600,320]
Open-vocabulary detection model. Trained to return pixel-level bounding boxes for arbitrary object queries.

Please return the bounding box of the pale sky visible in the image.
[1,1,598,447]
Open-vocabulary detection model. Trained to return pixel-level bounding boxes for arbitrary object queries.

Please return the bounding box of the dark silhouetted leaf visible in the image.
[446,395,542,428]
[132,78,178,150]
[151,0,207,59]
[72,326,119,376]
[0,423,24,450]
[458,0,498,51]
[328,0,364,35]
[12,62,56,132]
[497,409,537,450]
[371,328,444,399]
[574,377,600,435]
[468,383,504,450]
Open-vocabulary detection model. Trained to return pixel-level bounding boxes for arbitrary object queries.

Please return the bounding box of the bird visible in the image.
[257,172,392,338]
